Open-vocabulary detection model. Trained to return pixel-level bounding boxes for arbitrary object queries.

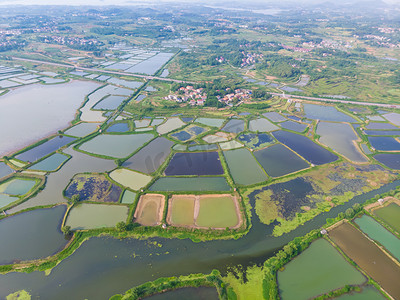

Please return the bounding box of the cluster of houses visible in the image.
[165,86,207,106]
[38,35,103,48]
[216,88,252,106]
[241,52,263,67]
[281,44,312,53]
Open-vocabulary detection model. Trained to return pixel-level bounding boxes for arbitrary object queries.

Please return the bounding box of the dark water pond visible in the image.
[16,136,76,162]
[272,130,338,165]
[221,119,245,134]
[368,136,400,151]
[364,130,400,136]
[164,152,223,176]
[123,137,174,174]
[374,154,400,169]
[0,162,13,179]
[0,205,67,264]
[254,144,309,177]
[366,123,399,130]
[280,121,307,132]
[107,123,130,133]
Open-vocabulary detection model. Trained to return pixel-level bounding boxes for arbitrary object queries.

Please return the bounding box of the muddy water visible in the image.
[329,222,400,299]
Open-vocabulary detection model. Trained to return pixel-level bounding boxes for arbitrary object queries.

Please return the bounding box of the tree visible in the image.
[62,226,72,236]
[345,208,355,219]
[71,194,80,204]
[116,221,127,232]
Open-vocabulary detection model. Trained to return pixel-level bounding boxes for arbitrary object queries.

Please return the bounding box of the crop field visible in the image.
[134,194,165,226]
[329,222,400,299]
[65,174,122,203]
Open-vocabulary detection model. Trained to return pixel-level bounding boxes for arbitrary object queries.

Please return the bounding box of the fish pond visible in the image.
[366,123,398,130]
[329,222,400,299]
[0,162,13,179]
[383,112,400,126]
[0,177,38,196]
[221,119,245,134]
[303,103,356,123]
[368,136,400,151]
[28,153,69,172]
[238,133,275,149]
[373,202,400,233]
[223,148,268,185]
[134,194,165,226]
[120,190,136,204]
[168,195,195,226]
[65,203,129,230]
[93,95,127,110]
[354,215,400,261]
[157,118,185,135]
[149,177,231,192]
[277,239,365,300]
[107,123,130,133]
[374,153,400,169]
[64,122,99,137]
[254,144,309,177]
[170,125,207,142]
[78,133,153,158]
[196,195,239,229]
[109,168,152,191]
[16,136,76,162]
[122,137,174,174]
[364,130,400,136]
[195,118,225,128]
[164,152,223,176]
[273,130,338,165]
[248,118,279,132]
[0,81,99,156]
[280,121,307,133]
[262,112,286,122]
[317,122,367,163]
[65,174,122,203]
[0,205,67,264]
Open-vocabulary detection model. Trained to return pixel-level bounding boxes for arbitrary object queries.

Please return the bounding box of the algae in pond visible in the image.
[65,174,121,203]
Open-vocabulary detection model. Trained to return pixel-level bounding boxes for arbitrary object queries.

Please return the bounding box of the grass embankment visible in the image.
[109,270,228,300]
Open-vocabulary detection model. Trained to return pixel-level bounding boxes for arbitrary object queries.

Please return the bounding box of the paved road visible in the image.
[10,56,197,84]
[270,92,400,109]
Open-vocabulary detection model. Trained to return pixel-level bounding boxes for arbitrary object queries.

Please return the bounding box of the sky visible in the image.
[0,0,398,5]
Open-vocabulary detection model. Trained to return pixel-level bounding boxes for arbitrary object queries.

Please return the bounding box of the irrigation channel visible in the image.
[1,180,399,299]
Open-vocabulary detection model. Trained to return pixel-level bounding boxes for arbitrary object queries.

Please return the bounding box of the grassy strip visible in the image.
[109,269,227,300]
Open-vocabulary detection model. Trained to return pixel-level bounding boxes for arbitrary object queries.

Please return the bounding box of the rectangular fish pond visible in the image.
[134,194,165,226]
[254,144,309,177]
[368,136,400,151]
[374,153,400,169]
[78,133,154,158]
[16,136,76,162]
[164,152,224,176]
[28,153,69,172]
[0,177,39,196]
[303,103,357,123]
[170,125,207,142]
[122,137,174,174]
[64,122,99,137]
[109,168,152,191]
[223,148,268,185]
[65,203,129,230]
[278,239,366,300]
[272,130,338,165]
[373,202,400,233]
[248,118,279,132]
